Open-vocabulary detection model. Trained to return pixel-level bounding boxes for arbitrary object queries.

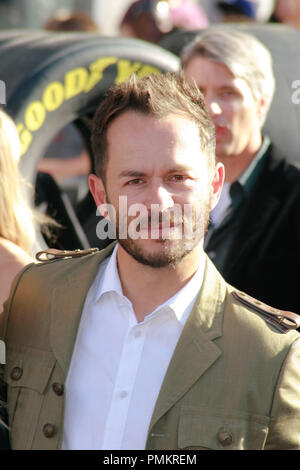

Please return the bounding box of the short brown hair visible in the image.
[91,72,215,181]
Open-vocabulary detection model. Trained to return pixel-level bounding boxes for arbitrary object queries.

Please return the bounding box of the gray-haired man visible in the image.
[182,27,300,315]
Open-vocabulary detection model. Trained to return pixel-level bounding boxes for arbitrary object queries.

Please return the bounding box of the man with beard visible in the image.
[182,27,300,315]
[1,73,300,450]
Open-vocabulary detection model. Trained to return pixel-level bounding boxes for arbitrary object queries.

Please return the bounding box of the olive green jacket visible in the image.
[1,244,300,450]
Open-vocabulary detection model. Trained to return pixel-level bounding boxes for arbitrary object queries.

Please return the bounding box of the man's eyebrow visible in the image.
[118,166,197,178]
[118,170,147,178]
[219,84,237,91]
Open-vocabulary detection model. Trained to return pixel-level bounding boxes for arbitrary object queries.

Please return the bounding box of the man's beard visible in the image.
[118,235,203,269]
[106,195,211,269]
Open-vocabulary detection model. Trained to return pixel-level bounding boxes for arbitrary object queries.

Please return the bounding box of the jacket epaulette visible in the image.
[232,291,300,333]
[35,247,99,263]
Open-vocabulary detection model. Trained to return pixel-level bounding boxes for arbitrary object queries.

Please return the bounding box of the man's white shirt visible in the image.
[62,244,205,450]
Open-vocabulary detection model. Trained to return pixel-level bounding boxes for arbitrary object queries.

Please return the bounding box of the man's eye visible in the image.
[127,178,144,185]
[220,89,236,97]
[170,175,187,182]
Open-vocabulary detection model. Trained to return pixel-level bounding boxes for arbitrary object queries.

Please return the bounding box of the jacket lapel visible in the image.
[49,243,115,375]
[149,258,226,429]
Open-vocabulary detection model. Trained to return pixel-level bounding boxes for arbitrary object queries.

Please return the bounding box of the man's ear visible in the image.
[257,95,267,125]
[210,162,225,211]
[88,174,109,219]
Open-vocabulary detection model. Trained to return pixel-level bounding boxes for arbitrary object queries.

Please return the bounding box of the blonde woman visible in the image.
[0,109,36,310]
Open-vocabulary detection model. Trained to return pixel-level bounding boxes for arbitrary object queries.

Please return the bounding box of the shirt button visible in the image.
[134,330,142,338]
[217,430,233,447]
[43,423,56,438]
[120,390,128,399]
[10,367,23,381]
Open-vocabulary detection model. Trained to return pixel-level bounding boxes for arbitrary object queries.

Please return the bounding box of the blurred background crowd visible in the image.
[0,0,299,39]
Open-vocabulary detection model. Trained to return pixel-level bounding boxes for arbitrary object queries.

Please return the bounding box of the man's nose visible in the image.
[205,95,222,116]
[145,182,174,211]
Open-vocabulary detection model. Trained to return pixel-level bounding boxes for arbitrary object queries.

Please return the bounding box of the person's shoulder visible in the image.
[16,244,115,286]
[0,238,34,310]
[0,238,33,268]
[231,289,299,333]
[224,285,300,352]
[2,245,115,332]
[267,143,300,184]
[0,238,34,288]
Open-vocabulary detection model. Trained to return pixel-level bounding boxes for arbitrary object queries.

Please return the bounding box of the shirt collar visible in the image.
[95,244,123,302]
[163,257,205,324]
[95,243,205,326]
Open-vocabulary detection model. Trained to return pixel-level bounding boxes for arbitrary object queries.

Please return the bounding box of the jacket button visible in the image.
[218,430,233,446]
[10,367,23,381]
[43,423,56,438]
[52,382,64,396]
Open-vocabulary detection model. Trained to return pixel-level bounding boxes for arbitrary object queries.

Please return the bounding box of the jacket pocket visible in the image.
[178,406,269,450]
[5,346,56,449]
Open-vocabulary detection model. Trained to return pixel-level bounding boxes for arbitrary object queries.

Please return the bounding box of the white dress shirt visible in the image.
[62,244,205,450]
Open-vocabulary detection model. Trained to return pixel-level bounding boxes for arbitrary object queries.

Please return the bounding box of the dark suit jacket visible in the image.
[206,144,300,315]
